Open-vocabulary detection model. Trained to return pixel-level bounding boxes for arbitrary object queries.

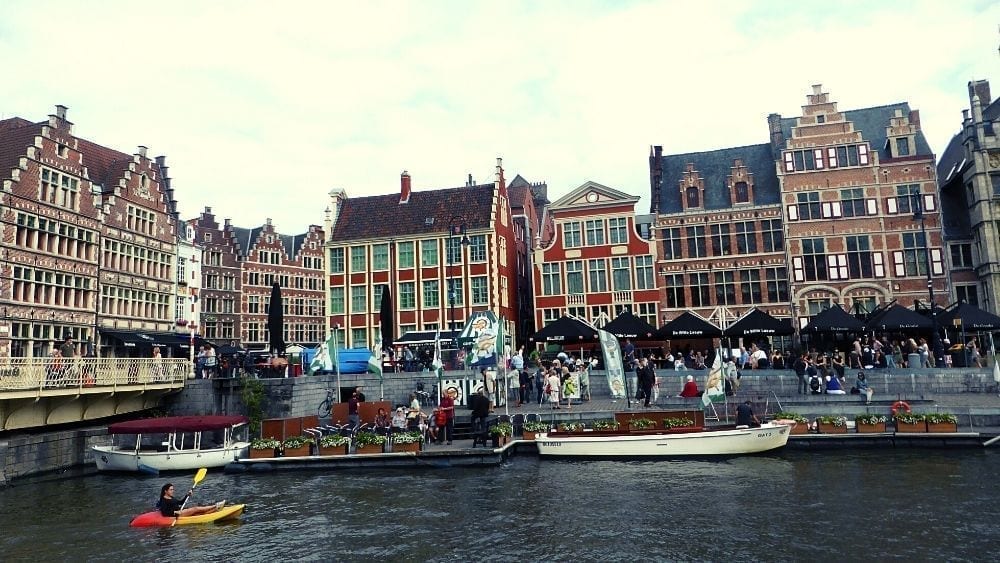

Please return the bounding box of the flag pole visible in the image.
[333,328,342,404]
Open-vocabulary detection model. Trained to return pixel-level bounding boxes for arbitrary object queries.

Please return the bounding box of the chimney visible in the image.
[767,113,785,160]
[55,105,67,120]
[969,80,992,106]
[205,206,212,213]
[466,174,474,187]
[400,170,411,204]
[137,146,147,158]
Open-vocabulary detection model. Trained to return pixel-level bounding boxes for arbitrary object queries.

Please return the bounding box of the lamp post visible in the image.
[912,194,943,366]
[447,216,470,332]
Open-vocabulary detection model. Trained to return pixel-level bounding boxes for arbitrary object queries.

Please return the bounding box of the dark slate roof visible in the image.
[231,226,263,258]
[508,174,531,189]
[654,143,780,213]
[780,103,933,162]
[332,183,496,241]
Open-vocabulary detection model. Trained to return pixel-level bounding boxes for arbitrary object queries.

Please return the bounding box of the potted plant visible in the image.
[490,422,514,447]
[628,417,655,432]
[591,419,620,431]
[815,415,848,434]
[355,431,387,454]
[894,411,925,433]
[855,413,888,434]
[773,412,809,435]
[318,434,350,456]
[249,437,280,459]
[281,435,314,457]
[662,417,695,429]
[558,422,583,432]
[391,430,424,453]
[924,413,959,433]
[522,421,549,440]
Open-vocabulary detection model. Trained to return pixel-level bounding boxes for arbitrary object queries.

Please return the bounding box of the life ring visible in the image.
[891,401,911,416]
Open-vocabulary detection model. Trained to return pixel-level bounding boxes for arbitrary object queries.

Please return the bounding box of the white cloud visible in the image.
[1,0,997,231]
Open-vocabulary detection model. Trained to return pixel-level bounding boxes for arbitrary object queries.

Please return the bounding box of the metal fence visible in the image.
[0,357,189,392]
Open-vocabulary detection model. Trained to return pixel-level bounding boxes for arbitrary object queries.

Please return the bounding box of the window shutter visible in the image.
[822,202,832,218]
[859,145,869,165]
[923,194,936,212]
[930,248,944,275]
[886,197,898,214]
[866,199,878,215]
[814,149,824,169]
[792,256,805,282]
[831,202,843,218]
[836,254,848,279]
[827,147,838,168]
[873,252,885,277]
[787,205,799,221]
[783,153,795,172]
[892,251,905,277]
[827,255,840,280]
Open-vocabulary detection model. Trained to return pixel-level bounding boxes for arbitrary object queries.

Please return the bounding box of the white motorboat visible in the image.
[93,415,250,473]
[534,422,791,457]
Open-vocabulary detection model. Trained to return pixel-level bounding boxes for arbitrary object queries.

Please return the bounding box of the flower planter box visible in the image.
[856,422,886,434]
[392,442,421,453]
[282,445,311,457]
[355,444,384,455]
[817,422,848,434]
[895,421,926,433]
[318,445,348,456]
[522,431,536,441]
[926,422,958,433]
[788,424,809,435]
[491,435,511,448]
[249,448,277,459]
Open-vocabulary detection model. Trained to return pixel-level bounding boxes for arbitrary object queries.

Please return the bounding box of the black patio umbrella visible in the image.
[865,304,932,332]
[268,282,285,355]
[802,305,864,334]
[529,315,599,342]
[937,302,1000,331]
[601,310,657,339]
[657,311,723,339]
[379,284,394,353]
[724,308,794,337]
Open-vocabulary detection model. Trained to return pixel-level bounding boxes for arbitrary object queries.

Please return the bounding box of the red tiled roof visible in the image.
[332,183,496,241]
[76,137,131,189]
[0,118,42,183]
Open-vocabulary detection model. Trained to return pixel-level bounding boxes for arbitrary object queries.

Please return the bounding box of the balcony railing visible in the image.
[0,357,189,394]
[612,291,633,303]
[567,293,586,305]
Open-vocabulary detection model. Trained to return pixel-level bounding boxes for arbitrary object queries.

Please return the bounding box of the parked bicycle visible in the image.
[317,388,337,419]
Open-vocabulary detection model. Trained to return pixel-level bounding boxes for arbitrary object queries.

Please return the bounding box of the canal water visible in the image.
[1,449,998,562]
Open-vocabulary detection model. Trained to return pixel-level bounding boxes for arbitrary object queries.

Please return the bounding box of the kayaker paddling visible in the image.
[157,483,225,518]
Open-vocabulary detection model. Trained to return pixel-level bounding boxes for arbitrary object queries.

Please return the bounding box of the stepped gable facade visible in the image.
[188,207,243,343]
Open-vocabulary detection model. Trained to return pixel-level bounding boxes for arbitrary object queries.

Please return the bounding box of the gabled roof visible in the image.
[75,137,133,190]
[0,118,41,183]
[331,183,495,241]
[549,180,639,210]
[780,103,933,161]
[653,142,780,213]
[230,226,263,258]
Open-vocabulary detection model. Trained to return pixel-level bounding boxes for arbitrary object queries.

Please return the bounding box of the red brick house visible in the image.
[188,207,243,343]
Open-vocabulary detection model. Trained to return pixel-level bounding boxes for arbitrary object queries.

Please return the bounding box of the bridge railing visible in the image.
[0,357,189,393]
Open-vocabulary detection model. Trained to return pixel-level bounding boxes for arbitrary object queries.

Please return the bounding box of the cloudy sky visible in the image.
[2,1,997,234]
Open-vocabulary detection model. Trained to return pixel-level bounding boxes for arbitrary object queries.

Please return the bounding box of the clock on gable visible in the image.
[586,192,598,203]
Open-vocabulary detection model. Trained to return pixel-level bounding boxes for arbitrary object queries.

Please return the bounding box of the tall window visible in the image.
[446,238,464,264]
[714,271,736,305]
[841,188,866,217]
[468,235,487,262]
[177,257,186,283]
[562,222,582,248]
[689,272,710,307]
[761,220,784,252]
[588,259,608,292]
[663,274,685,308]
[766,268,789,302]
[350,246,366,272]
[686,186,700,208]
[896,184,921,214]
[735,222,757,254]
[686,226,706,258]
[846,235,873,278]
[397,242,415,268]
[802,238,827,281]
[611,257,631,291]
[902,232,928,276]
[797,192,821,220]
[350,285,366,312]
[956,284,979,306]
[470,277,488,305]
[372,244,389,270]
[542,263,561,296]
[896,137,911,157]
[740,270,761,304]
[351,329,367,349]
[608,217,628,244]
[635,255,654,290]
[566,260,584,294]
[734,181,749,203]
[373,285,384,310]
[329,288,344,314]
[40,168,80,210]
[247,295,260,314]
[951,243,973,268]
[399,282,415,309]
[448,279,464,306]
[710,224,731,256]
[662,228,682,260]
[421,240,438,266]
[585,220,605,246]
[422,280,439,308]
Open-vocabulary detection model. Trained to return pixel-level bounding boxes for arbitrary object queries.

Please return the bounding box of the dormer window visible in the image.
[57,144,68,158]
[896,138,910,157]
[685,186,700,208]
[734,181,749,203]
[204,232,212,243]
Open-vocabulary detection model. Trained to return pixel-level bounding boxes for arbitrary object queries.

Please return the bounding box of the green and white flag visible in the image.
[367,334,383,382]
[702,348,726,407]
[432,330,444,384]
[309,331,338,375]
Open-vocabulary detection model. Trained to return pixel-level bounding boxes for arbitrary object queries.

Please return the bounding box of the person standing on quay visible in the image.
[438,389,456,445]
[637,357,656,408]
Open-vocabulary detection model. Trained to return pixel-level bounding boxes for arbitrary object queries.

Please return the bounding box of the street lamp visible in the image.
[447,216,470,332]
[912,194,943,366]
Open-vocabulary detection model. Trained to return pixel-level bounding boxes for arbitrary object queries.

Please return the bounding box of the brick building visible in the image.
[650,85,944,336]
[189,207,242,344]
[507,175,546,344]
[325,160,517,349]
[532,181,659,331]
[938,79,999,312]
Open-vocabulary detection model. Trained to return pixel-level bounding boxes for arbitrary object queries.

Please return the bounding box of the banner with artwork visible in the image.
[598,329,626,399]
[459,311,500,367]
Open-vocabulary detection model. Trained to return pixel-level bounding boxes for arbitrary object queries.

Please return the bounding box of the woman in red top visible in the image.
[679,375,700,398]
[437,388,457,445]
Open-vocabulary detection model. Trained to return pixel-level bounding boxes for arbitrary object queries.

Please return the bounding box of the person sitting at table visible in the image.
[678,374,700,398]
[391,407,408,430]
[373,407,391,429]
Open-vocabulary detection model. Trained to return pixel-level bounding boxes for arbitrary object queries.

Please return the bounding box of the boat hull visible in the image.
[129,504,246,527]
[535,423,790,457]
[93,443,249,472]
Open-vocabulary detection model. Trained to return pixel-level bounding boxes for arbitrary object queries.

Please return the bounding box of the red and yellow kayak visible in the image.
[130,504,246,527]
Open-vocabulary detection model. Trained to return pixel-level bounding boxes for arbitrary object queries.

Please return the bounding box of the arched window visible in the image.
[685,186,700,208]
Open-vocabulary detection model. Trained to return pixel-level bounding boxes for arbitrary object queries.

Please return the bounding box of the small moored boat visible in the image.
[130,504,246,527]
[93,415,250,473]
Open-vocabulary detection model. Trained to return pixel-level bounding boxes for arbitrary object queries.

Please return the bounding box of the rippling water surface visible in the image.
[2,449,999,562]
